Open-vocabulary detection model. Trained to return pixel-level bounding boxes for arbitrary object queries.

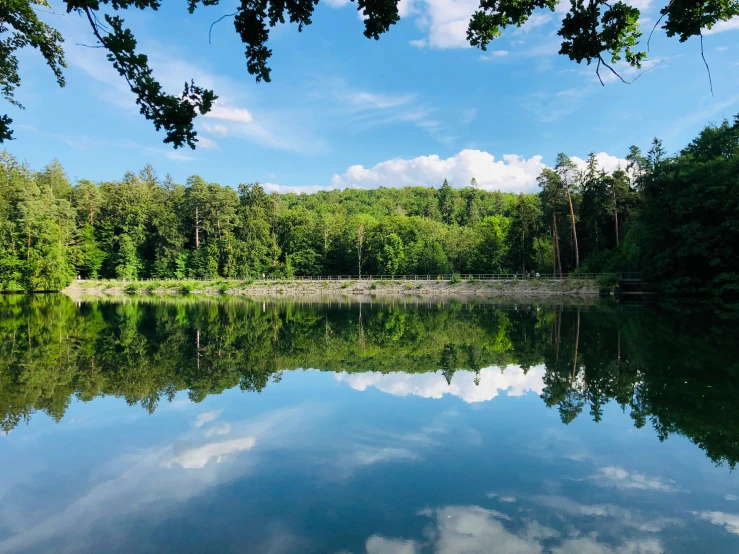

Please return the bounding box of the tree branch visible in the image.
[647,0,674,52]
[209,12,237,44]
[700,31,714,96]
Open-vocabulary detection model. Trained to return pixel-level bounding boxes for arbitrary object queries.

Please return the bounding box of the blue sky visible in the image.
[6,1,739,192]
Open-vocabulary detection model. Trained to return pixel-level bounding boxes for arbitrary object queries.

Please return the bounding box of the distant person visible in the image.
[262,272,265,280]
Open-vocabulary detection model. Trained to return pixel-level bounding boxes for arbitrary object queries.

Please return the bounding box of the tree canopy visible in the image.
[1,0,737,146]
[1,115,738,294]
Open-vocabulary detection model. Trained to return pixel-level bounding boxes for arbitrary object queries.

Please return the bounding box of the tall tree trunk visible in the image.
[521,229,525,275]
[195,205,200,249]
[570,309,580,385]
[553,213,563,278]
[613,188,620,247]
[565,185,579,268]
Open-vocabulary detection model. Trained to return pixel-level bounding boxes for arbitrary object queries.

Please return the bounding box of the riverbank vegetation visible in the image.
[1,117,737,295]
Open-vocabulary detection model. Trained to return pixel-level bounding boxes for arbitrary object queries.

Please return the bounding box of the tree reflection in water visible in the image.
[1,294,737,467]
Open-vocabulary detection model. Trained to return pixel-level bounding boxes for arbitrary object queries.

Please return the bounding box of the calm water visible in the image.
[1,295,739,553]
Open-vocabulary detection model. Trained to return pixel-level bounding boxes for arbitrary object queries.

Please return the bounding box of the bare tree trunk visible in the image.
[357,224,365,278]
[195,205,200,249]
[565,184,579,268]
[522,229,525,275]
[613,188,620,248]
[553,213,563,278]
[571,309,580,385]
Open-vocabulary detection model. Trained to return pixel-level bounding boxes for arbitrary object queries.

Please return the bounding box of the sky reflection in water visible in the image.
[1,295,738,553]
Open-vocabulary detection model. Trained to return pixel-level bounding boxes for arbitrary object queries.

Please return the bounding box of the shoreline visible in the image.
[62,278,602,300]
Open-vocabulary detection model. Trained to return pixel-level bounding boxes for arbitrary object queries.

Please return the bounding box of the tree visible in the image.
[4,1,736,146]
[437,179,456,225]
[555,153,580,269]
[115,234,141,280]
[538,168,564,277]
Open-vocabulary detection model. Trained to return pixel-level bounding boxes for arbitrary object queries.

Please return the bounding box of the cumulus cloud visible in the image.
[335,365,546,403]
[697,511,739,535]
[571,152,629,174]
[330,149,548,192]
[261,149,627,195]
[589,466,681,493]
[704,17,739,35]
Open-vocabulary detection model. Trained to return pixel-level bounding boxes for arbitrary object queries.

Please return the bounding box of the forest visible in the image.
[1,116,737,295]
[1,295,738,467]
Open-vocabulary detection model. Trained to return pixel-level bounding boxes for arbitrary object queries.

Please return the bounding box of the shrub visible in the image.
[370,282,378,290]
[596,274,619,295]
[449,274,462,285]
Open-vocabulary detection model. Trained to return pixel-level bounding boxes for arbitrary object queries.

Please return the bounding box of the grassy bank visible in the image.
[63,277,600,299]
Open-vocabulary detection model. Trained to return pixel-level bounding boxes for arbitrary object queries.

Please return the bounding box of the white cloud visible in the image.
[336,365,546,403]
[262,182,337,195]
[480,50,510,60]
[704,17,739,35]
[0,405,326,553]
[331,149,548,192]
[164,151,196,162]
[725,494,738,501]
[717,46,729,52]
[195,136,219,150]
[206,104,255,124]
[698,511,739,534]
[321,78,446,142]
[194,410,222,428]
[589,466,681,493]
[515,13,553,33]
[432,505,546,553]
[343,446,420,468]
[408,0,479,49]
[366,535,419,554]
[161,437,257,469]
[202,123,229,137]
[534,495,682,534]
[205,422,232,437]
[571,152,629,174]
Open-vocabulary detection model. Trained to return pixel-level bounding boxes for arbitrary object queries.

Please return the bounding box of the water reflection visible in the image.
[1,295,739,468]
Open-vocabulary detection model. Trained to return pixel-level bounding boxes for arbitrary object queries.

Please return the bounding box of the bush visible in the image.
[370,282,378,290]
[342,281,351,289]
[596,274,619,295]
[467,275,475,283]
[449,274,462,285]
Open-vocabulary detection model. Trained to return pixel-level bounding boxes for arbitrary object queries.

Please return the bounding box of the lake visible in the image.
[1,294,738,553]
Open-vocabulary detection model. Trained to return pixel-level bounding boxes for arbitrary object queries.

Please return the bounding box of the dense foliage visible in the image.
[2,118,738,293]
[2,1,737,144]
[2,295,738,468]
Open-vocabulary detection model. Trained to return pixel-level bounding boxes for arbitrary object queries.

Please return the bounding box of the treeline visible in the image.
[1,116,737,293]
[2,295,738,467]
